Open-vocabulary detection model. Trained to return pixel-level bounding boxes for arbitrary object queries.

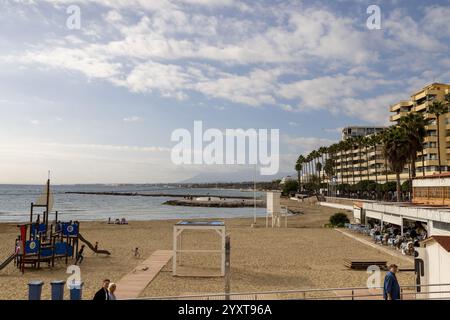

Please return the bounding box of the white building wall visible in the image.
[426,243,450,299]
[413,177,450,188]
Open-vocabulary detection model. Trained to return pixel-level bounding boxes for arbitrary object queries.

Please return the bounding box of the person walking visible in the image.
[75,245,85,265]
[383,264,401,300]
[93,279,111,301]
[108,283,117,300]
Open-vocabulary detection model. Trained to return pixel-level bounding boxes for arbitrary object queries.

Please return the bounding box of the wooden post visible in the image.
[173,226,177,276]
[225,236,231,300]
[45,179,50,235]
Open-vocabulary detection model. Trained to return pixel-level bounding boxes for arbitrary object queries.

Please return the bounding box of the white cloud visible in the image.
[123,116,143,123]
[2,1,449,126]
[282,134,336,154]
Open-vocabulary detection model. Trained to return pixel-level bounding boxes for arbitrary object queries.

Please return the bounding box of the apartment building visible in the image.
[390,83,450,175]
[341,126,385,141]
[333,83,450,185]
[335,126,390,185]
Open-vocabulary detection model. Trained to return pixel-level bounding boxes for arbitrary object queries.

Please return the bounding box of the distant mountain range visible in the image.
[179,170,295,184]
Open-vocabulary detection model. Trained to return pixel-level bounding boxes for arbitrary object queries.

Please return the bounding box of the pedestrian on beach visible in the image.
[108,283,117,300]
[93,279,111,301]
[75,245,85,265]
[133,247,141,258]
[383,264,401,300]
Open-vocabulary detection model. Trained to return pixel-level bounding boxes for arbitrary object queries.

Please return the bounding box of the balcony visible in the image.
[423,113,436,120]
[418,160,440,166]
[414,101,430,112]
[424,136,438,142]
[422,147,439,154]
[390,112,408,122]
[389,100,412,112]
[425,124,437,130]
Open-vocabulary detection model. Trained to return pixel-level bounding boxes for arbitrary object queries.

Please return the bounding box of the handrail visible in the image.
[136,283,450,300]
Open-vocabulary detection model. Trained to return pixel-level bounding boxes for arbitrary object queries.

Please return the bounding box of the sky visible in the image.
[0,0,449,184]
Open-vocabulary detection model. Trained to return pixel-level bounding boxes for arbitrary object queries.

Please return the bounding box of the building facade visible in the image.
[390,83,450,175]
[330,83,450,185]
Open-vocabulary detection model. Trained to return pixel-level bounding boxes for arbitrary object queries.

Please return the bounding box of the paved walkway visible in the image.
[335,229,414,264]
[115,250,173,299]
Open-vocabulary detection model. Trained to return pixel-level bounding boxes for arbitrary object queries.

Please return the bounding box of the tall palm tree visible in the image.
[398,113,426,192]
[295,155,305,192]
[348,137,356,186]
[428,100,448,174]
[316,161,323,188]
[369,132,383,186]
[306,152,314,184]
[383,126,410,202]
[318,146,328,183]
[362,136,371,181]
[354,136,364,183]
[379,129,390,184]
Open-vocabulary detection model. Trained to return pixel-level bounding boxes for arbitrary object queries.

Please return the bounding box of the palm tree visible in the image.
[348,137,356,186]
[379,129,390,184]
[316,161,323,188]
[369,132,383,186]
[383,126,410,202]
[295,155,305,192]
[398,113,426,192]
[318,146,328,183]
[361,136,371,182]
[354,136,364,183]
[306,152,314,184]
[428,100,448,174]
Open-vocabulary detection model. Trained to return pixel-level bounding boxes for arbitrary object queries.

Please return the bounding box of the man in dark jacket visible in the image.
[93,279,110,301]
[383,264,401,300]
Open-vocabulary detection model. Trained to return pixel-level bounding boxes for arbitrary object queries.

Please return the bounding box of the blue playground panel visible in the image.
[62,223,79,236]
[176,221,224,226]
[25,240,40,254]
[30,224,47,237]
[55,242,73,256]
[40,248,53,257]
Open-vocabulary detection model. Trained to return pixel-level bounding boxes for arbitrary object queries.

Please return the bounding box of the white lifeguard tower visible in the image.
[266,192,287,228]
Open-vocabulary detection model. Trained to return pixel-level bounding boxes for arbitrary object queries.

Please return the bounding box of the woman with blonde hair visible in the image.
[108,283,117,300]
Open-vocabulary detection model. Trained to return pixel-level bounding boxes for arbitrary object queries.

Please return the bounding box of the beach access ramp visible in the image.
[78,233,111,255]
[115,250,173,299]
[0,253,16,271]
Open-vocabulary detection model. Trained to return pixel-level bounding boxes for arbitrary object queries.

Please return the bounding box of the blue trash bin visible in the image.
[51,280,66,300]
[68,282,84,300]
[28,281,44,300]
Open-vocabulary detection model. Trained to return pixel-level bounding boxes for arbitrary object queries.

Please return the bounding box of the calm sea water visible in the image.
[0,185,265,222]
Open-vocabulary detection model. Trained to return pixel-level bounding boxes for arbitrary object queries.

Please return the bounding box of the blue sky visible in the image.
[0,0,449,184]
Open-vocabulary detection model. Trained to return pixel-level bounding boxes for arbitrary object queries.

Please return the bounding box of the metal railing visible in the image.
[136,283,450,300]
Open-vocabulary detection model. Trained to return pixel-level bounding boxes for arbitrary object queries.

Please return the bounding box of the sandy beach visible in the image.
[0,200,414,300]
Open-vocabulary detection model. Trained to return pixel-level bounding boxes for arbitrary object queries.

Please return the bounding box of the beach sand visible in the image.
[0,200,414,300]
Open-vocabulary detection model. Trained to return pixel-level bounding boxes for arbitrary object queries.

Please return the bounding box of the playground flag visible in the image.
[36,179,54,212]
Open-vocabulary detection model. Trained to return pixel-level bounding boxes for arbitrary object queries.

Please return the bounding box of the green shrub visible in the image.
[329,212,350,227]
[282,180,298,196]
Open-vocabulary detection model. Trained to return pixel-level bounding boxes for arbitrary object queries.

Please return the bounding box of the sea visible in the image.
[0,184,266,223]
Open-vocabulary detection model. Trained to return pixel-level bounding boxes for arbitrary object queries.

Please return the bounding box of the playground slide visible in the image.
[0,253,16,271]
[78,233,111,255]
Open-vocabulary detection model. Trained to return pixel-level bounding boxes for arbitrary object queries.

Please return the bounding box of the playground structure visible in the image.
[266,192,288,228]
[0,178,110,273]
